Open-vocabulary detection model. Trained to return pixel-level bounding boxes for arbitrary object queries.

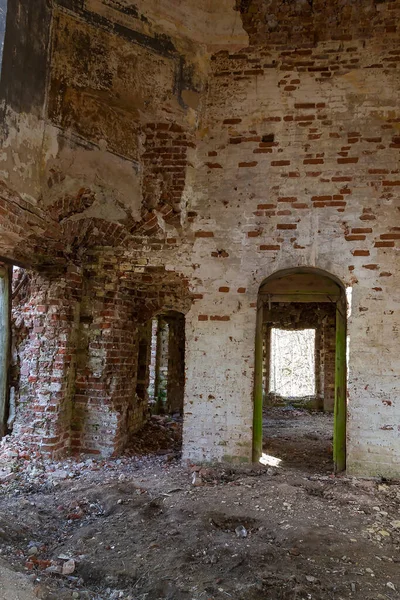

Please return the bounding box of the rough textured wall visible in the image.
[11,266,82,456]
[10,256,192,457]
[237,0,398,45]
[1,0,400,475]
[0,0,219,263]
[179,4,400,473]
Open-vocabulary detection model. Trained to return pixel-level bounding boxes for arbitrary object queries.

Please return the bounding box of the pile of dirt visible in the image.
[125,415,182,457]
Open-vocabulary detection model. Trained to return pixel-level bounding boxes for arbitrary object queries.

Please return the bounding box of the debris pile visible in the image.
[125,414,182,457]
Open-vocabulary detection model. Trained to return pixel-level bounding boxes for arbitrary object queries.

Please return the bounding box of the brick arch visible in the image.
[258,266,346,296]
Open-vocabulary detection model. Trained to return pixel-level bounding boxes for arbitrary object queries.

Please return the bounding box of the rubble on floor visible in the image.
[125,415,182,458]
[1,426,400,600]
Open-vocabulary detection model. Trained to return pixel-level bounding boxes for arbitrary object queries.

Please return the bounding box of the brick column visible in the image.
[72,261,146,456]
[12,265,82,456]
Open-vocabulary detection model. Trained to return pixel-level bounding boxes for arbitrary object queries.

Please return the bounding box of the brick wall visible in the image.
[181,19,400,474]
[12,266,82,457]
[3,0,400,476]
[10,256,193,457]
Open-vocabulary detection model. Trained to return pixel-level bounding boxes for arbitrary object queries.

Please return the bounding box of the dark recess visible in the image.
[0,0,52,116]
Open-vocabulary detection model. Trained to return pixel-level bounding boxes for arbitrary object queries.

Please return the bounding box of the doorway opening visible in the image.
[253,268,347,474]
[129,310,185,456]
[147,311,185,417]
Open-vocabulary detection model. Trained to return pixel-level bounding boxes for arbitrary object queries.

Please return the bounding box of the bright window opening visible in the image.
[269,328,316,398]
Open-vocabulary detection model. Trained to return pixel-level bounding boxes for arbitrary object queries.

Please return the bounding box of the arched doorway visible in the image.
[253,268,347,473]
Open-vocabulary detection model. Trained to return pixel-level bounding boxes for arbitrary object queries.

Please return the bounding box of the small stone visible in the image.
[72,593,80,599]
[306,576,316,583]
[391,520,400,529]
[387,582,396,591]
[62,559,76,575]
[378,530,390,537]
[45,565,62,574]
[50,470,68,480]
[235,525,247,538]
[191,472,203,487]
[28,546,39,556]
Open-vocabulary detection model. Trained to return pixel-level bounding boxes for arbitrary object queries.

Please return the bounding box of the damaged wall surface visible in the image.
[0,0,400,476]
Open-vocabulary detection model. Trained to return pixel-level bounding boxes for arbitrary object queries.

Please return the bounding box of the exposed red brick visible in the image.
[345,235,365,241]
[312,195,332,202]
[260,244,280,250]
[380,233,400,239]
[294,103,315,109]
[271,160,290,166]
[277,224,297,230]
[195,231,214,238]
[238,161,258,167]
[352,228,372,234]
[375,241,395,248]
[337,157,359,164]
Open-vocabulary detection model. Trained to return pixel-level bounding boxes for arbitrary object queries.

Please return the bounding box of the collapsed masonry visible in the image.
[0,0,400,476]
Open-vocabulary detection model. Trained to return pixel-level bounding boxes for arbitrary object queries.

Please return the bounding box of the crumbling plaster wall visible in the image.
[1,1,400,476]
[0,0,242,263]
[179,1,400,474]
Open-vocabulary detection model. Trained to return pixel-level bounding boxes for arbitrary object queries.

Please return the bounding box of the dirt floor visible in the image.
[0,411,400,600]
[264,406,334,473]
